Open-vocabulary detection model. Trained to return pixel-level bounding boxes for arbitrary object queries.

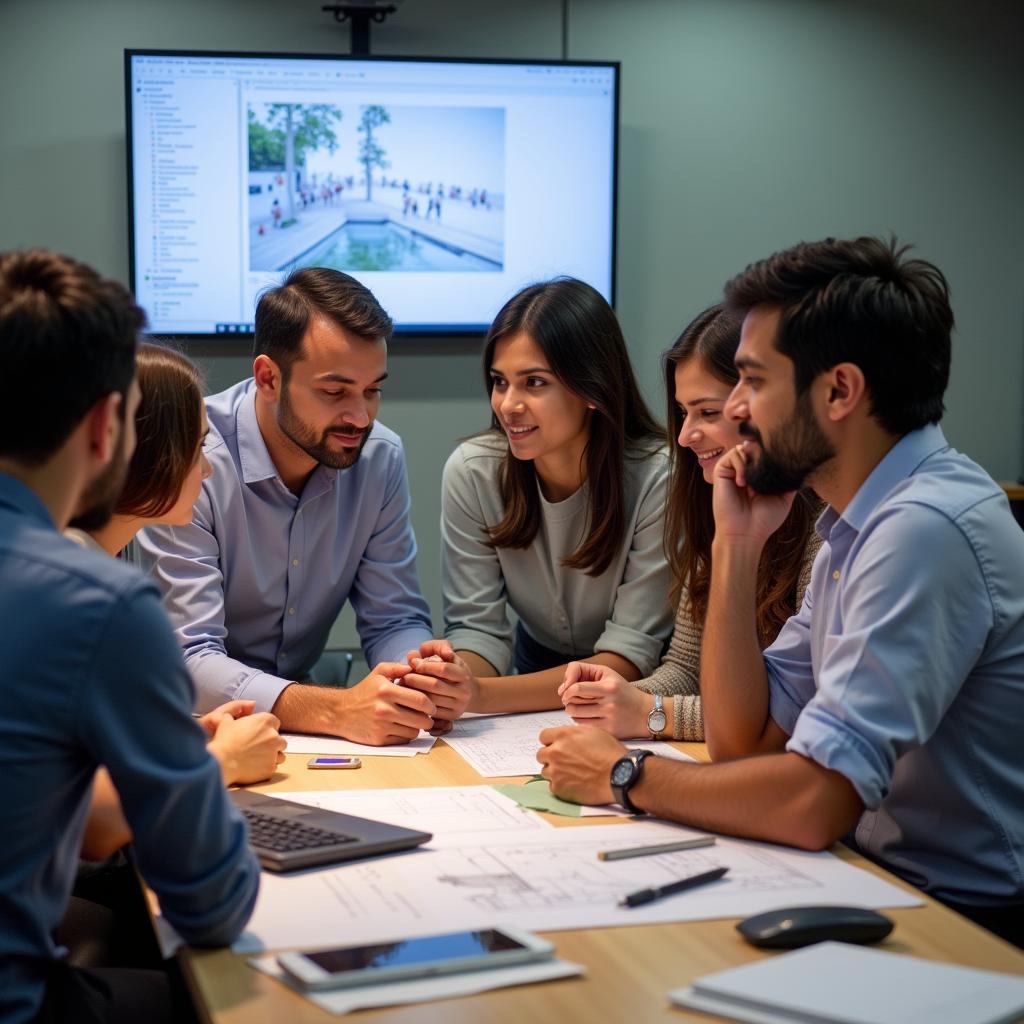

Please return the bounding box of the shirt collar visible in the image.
[836,423,950,534]
[0,472,57,529]
[236,383,285,485]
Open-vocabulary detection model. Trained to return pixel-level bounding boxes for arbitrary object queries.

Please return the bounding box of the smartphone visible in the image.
[276,927,554,991]
[306,756,361,770]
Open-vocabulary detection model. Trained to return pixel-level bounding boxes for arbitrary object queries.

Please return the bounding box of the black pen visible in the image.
[618,866,729,908]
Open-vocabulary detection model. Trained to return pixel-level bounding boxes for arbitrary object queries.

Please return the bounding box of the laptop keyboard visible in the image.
[241,807,358,853]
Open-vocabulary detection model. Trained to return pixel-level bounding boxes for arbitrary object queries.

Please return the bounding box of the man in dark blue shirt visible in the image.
[0,249,260,1024]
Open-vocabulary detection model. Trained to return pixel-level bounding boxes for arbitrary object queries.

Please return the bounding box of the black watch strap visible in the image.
[612,749,654,815]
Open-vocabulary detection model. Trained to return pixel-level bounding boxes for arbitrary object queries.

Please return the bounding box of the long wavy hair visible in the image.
[664,304,815,643]
[483,278,662,577]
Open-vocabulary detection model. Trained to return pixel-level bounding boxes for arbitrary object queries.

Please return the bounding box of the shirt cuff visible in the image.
[235,671,294,714]
[594,623,665,677]
[786,703,891,809]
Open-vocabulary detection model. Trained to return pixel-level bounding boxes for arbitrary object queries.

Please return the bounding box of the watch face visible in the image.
[648,710,667,732]
[611,758,634,786]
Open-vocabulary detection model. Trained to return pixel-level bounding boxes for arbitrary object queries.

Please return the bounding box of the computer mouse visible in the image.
[736,905,894,949]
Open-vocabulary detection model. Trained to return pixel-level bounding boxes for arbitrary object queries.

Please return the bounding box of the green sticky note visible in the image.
[493,776,584,817]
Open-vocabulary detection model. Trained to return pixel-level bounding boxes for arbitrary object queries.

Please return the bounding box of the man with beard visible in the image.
[0,248,259,1022]
[536,236,1024,946]
[139,267,463,743]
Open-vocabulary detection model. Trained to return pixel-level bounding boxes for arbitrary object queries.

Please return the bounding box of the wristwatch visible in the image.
[647,693,667,738]
[610,749,654,815]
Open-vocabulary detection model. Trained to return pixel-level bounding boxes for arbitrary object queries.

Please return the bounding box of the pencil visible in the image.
[597,836,716,861]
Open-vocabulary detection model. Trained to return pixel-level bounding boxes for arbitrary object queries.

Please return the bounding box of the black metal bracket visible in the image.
[321,3,398,55]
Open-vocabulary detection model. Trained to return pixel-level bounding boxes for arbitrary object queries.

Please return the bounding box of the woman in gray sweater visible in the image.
[560,304,822,740]
[440,278,675,714]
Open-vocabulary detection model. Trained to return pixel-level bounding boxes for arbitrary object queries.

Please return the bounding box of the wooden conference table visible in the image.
[181,740,1024,1023]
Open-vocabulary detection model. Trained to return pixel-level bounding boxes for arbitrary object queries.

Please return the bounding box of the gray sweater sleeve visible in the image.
[633,529,823,741]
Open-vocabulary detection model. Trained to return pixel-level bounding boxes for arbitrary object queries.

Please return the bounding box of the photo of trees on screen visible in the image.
[248,102,505,273]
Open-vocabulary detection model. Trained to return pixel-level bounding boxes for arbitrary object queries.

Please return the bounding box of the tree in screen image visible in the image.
[358,105,391,201]
[252,104,342,221]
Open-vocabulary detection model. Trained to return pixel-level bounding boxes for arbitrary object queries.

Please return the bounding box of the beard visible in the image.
[71,426,131,531]
[277,383,370,470]
[739,392,835,496]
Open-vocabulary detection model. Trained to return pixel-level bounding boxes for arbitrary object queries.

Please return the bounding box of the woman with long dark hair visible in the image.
[66,343,286,787]
[560,304,821,739]
[438,278,674,713]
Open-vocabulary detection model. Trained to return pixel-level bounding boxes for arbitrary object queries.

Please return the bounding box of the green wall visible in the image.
[3,0,1022,653]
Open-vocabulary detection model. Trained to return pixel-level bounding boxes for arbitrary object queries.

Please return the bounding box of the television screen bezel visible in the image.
[125,47,620,343]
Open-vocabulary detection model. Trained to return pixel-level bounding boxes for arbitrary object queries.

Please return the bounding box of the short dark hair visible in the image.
[724,236,953,436]
[0,249,143,464]
[115,343,205,519]
[253,267,393,376]
[482,277,662,577]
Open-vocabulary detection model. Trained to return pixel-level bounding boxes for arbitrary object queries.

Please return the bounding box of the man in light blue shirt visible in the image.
[0,249,259,1022]
[139,268,464,743]
[537,237,1024,946]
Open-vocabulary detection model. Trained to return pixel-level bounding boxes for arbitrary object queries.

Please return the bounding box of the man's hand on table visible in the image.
[536,725,628,805]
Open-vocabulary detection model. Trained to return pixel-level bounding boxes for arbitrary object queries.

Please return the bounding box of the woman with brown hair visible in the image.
[66,343,285,787]
[66,343,213,555]
[559,304,821,740]
[435,278,675,714]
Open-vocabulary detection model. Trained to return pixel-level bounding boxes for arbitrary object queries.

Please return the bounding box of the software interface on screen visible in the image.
[128,52,617,334]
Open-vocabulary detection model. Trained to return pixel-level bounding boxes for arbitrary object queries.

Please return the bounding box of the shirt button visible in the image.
[832,570,841,581]
[288,607,296,615]
[292,558,300,566]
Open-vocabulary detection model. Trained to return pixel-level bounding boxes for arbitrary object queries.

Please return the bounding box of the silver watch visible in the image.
[647,693,667,738]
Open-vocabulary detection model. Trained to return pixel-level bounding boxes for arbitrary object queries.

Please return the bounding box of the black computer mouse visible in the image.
[736,905,894,949]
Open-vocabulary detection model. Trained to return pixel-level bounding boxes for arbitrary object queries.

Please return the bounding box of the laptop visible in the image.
[231,790,432,872]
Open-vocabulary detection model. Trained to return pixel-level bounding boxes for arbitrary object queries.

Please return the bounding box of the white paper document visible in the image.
[669,941,1024,1024]
[231,822,921,954]
[443,710,697,777]
[281,731,437,757]
[272,786,554,838]
[250,954,584,1015]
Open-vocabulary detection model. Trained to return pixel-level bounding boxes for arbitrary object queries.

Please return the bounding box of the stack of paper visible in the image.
[669,941,1024,1024]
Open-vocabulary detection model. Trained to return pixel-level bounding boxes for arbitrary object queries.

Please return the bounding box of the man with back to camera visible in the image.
[540,236,1024,947]
[0,249,260,1023]
[139,267,472,742]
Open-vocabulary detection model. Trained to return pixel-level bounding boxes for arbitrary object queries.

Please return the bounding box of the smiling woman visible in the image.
[560,304,822,742]
[438,277,675,715]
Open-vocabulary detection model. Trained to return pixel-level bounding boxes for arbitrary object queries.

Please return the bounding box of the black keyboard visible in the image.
[231,790,432,871]
[241,807,358,853]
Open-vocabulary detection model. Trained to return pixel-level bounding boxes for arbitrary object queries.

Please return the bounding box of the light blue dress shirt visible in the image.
[0,474,259,1024]
[138,379,433,713]
[764,424,1024,906]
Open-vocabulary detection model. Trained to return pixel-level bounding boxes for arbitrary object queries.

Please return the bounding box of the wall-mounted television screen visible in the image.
[126,50,618,336]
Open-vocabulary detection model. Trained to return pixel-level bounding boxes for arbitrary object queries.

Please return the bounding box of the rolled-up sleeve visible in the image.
[138,493,292,714]
[441,447,514,673]
[593,460,674,674]
[785,505,993,809]
[77,585,259,946]
[349,442,433,666]
[765,572,818,736]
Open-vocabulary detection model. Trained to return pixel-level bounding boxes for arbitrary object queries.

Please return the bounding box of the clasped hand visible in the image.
[558,661,651,738]
[399,639,475,735]
[201,699,287,785]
